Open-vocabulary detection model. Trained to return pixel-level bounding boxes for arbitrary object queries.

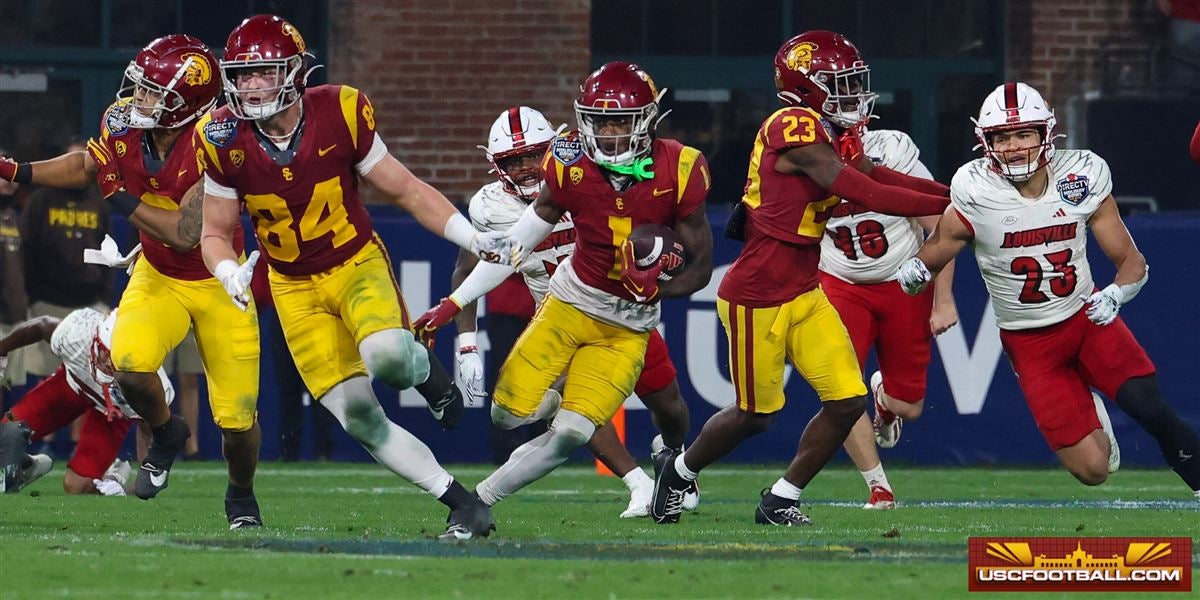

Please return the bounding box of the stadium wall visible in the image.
[324,0,591,205]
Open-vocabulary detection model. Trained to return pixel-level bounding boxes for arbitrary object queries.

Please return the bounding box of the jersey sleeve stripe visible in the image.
[86,138,111,166]
[953,207,975,236]
[676,146,701,204]
[339,85,361,151]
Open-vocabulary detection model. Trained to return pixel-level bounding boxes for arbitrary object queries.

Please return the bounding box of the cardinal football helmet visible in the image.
[116,34,219,129]
[774,31,876,129]
[221,14,312,120]
[574,61,667,171]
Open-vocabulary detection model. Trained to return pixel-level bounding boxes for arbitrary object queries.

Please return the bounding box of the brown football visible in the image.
[627,224,687,279]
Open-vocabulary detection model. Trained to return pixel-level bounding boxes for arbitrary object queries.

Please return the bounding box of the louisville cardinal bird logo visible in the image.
[180,52,212,86]
[786,42,819,73]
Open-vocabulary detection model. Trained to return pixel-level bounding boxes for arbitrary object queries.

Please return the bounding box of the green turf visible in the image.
[2,462,1196,599]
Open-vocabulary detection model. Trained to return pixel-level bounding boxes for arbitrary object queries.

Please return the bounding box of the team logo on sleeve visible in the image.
[570,166,584,185]
[551,138,583,166]
[1055,173,1089,205]
[203,119,239,148]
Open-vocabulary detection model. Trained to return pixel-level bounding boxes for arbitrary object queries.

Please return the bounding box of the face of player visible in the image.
[989,128,1043,167]
[834,75,865,112]
[232,67,286,109]
[589,115,634,156]
[498,150,544,189]
[131,83,166,120]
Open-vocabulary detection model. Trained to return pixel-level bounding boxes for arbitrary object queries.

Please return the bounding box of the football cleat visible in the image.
[754,489,812,526]
[862,485,896,510]
[650,434,700,512]
[1092,392,1120,473]
[134,415,190,500]
[650,448,690,524]
[870,371,902,448]
[417,352,465,429]
[438,497,496,540]
[619,480,653,518]
[8,453,53,494]
[226,494,264,530]
[0,421,34,494]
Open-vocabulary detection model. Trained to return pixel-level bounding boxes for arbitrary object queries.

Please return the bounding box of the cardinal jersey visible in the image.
[952,149,1112,330]
[91,102,242,280]
[720,106,850,306]
[819,129,931,284]
[48,308,174,419]
[541,135,709,331]
[198,84,386,276]
[468,180,575,302]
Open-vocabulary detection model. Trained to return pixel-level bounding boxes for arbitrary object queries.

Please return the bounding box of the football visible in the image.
[627,224,687,279]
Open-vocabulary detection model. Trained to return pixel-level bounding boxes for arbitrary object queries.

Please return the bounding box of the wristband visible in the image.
[109,191,140,218]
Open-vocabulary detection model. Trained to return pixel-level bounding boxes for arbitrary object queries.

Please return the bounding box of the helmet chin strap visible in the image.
[601,156,655,181]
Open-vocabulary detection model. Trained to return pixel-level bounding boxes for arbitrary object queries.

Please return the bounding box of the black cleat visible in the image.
[754,488,812,526]
[226,494,264,530]
[134,415,190,500]
[0,421,34,494]
[438,495,496,540]
[416,352,464,429]
[650,448,690,524]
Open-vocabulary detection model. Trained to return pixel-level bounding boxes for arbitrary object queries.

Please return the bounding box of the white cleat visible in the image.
[620,483,653,518]
[862,485,897,510]
[1092,392,1120,473]
[103,458,132,487]
[870,371,902,448]
[20,454,53,491]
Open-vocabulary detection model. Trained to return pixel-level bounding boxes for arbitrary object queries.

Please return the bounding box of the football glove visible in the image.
[896,257,933,296]
[1084,284,1122,326]
[619,240,666,303]
[83,234,142,275]
[455,343,486,408]
[412,297,463,347]
[213,251,260,311]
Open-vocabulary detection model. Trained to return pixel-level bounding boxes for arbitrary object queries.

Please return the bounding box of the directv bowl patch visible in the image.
[1056,173,1089,205]
[204,119,238,148]
[551,138,583,166]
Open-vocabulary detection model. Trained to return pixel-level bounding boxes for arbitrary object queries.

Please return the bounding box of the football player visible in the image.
[0,35,265,527]
[197,15,502,539]
[898,82,1200,498]
[651,31,950,526]
[0,308,173,495]
[433,62,713,535]
[413,106,698,519]
[818,126,960,510]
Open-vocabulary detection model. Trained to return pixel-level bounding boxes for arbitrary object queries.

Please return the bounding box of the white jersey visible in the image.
[951,149,1112,330]
[48,308,174,420]
[468,181,575,302]
[819,129,930,283]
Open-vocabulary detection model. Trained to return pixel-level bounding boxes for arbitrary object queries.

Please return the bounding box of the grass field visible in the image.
[2,462,1196,599]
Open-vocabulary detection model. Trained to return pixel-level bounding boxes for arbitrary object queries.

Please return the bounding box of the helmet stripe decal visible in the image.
[1003,82,1019,110]
[508,107,525,147]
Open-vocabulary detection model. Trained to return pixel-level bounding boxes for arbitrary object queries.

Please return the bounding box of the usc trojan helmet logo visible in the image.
[785,42,819,73]
[637,69,659,99]
[281,22,307,53]
[180,52,213,86]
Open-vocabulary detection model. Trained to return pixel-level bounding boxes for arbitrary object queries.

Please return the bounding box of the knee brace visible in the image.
[360,329,430,390]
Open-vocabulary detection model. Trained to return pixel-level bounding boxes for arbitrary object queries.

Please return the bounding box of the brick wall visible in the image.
[325,0,591,205]
[1006,0,1166,134]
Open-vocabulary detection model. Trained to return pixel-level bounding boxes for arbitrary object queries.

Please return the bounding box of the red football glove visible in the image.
[412,297,463,347]
[619,240,665,304]
[0,157,17,182]
[837,124,866,164]
[95,158,126,199]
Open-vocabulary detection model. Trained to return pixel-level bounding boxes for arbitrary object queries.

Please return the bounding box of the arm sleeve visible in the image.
[204,174,239,199]
[355,133,388,176]
[449,261,517,307]
[829,166,949,217]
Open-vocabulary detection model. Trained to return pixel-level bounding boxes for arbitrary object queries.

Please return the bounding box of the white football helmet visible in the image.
[972,82,1058,181]
[479,106,560,201]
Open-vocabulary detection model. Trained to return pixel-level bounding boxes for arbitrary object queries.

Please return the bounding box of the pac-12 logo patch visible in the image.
[1055,173,1089,205]
[203,119,238,148]
[551,138,583,166]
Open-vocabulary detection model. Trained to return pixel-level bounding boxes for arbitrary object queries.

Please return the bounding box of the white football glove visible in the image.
[471,230,521,266]
[896,257,933,296]
[213,250,260,311]
[92,478,127,496]
[83,234,142,274]
[1084,284,1123,326]
[455,349,486,408]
